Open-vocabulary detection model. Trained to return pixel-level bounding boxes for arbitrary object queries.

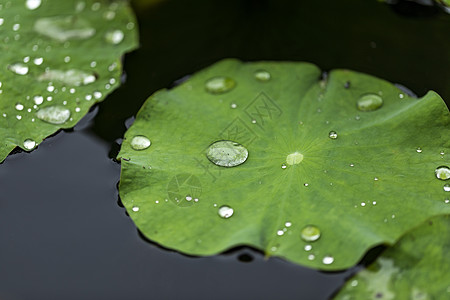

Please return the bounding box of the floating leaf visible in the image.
[334,215,450,299]
[0,0,138,162]
[118,59,450,270]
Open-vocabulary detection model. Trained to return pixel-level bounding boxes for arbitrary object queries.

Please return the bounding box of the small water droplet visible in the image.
[304,245,312,251]
[34,16,96,42]
[230,103,237,109]
[357,94,383,111]
[36,106,71,124]
[206,140,248,167]
[254,69,271,81]
[185,195,192,202]
[23,139,36,150]
[281,163,287,170]
[277,230,284,236]
[445,199,449,204]
[328,131,338,139]
[130,135,151,150]
[435,166,450,181]
[285,222,292,227]
[444,184,450,192]
[300,225,321,242]
[205,76,236,94]
[15,103,24,111]
[105,29,124,44]
[322,255,334,265]
[33,57,43,65]
[308,254,315,261]
[218,205,234,219]
[416,147,422,153]
[399,93,404,99]
[350,163,354,167]
[8,63,29,75]
[26,0,41,10]
[361,202,366,207]
[132,206,139,212]
[374,177,379,181]
[303,183,309,187]
[351,280,358,287]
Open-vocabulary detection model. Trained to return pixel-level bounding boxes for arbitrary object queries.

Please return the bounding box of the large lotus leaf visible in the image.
[0,0,138,162]
[334,215,450,299]
[117,59,450,270]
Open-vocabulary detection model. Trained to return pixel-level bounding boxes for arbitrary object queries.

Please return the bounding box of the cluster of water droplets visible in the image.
[0,0,135,151]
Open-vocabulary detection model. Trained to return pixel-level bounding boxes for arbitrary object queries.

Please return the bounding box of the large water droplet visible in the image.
[205,77,236,94]
[23,139,36,150]
[435,166,450,181]
[254,70,271,81]
[218,205,234,218]
[286,152,304,165]
[130,135,151,150]
[357,94,383,111]
[322,255,334,265]
[105,29,124,44]
[34,16,95,42]
[328,131,338,139]
[38,69,96,86]
[36,106,71,124]
[206,140,248,167]
[300,225,321,242]
[8,63,29,75]
[26,0,41,10]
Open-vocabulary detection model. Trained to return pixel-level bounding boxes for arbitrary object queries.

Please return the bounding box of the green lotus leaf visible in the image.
[118,59,450,270]
[0,0,138,162]
[334,215,450,299]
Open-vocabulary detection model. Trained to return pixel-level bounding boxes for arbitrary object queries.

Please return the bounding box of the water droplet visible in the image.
[300,225,321,242]
[33,57,43,65]
[444,184,450,192]
[8,63,29,75]
[185,195,192,201]
[286,152,304,165]
[435,166,450,181]
[206,140,248,167]
[38,69,96,86]
[205,76,236,94]
[445,199,449,204]
[357,94,383,111]
[328,131,338,139]
[23,139,36,150]
[285,222,292,227]
[15,103,24,111]
[374,177,379,181]
[130,135,151,150]
[105,29,124,44]
[26,0,41,10]
[230,103,237,109]
[281,163,287,169]
[36,106,71,124]
[277,230,284,236]
[218,205,234,219]
[34,16,95,42]
[416,147,422,153]
[132,206,139,212]
[304,183,309,187]
[322,255,334,265]
[254,70,271,81]
[307,254,315,261]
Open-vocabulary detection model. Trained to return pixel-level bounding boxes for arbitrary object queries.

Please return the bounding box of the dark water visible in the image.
[1,1,449,299]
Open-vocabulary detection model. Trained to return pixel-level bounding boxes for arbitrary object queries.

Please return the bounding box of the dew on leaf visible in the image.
[36,106,71,124]
[328,131,338,139]
[444,184,450,192]
[34,16,96,42]
[206,140,248,167]
[132,206,139,212]
[286,152,304,165]
[105,29,124,44]
[205,76,236,94]
[254,69,271,81]
[15,103,24,111]
[435,166,450,180]
[8,63,29,75]
[322,255,334,265]
[281,163,287,169]
[416,147,422,153]
[277,230,284,236]
[218,205,234,219]
[38,69,96,86]
[130,135,151,150]
[26,0,42,10]
[304,245,312,251]
[33,57,43,65]
[300,225,321,242]
[357,94,383,111]
[23,139,36,150]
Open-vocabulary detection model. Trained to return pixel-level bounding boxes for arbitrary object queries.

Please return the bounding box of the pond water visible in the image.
[1,0,449,299]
